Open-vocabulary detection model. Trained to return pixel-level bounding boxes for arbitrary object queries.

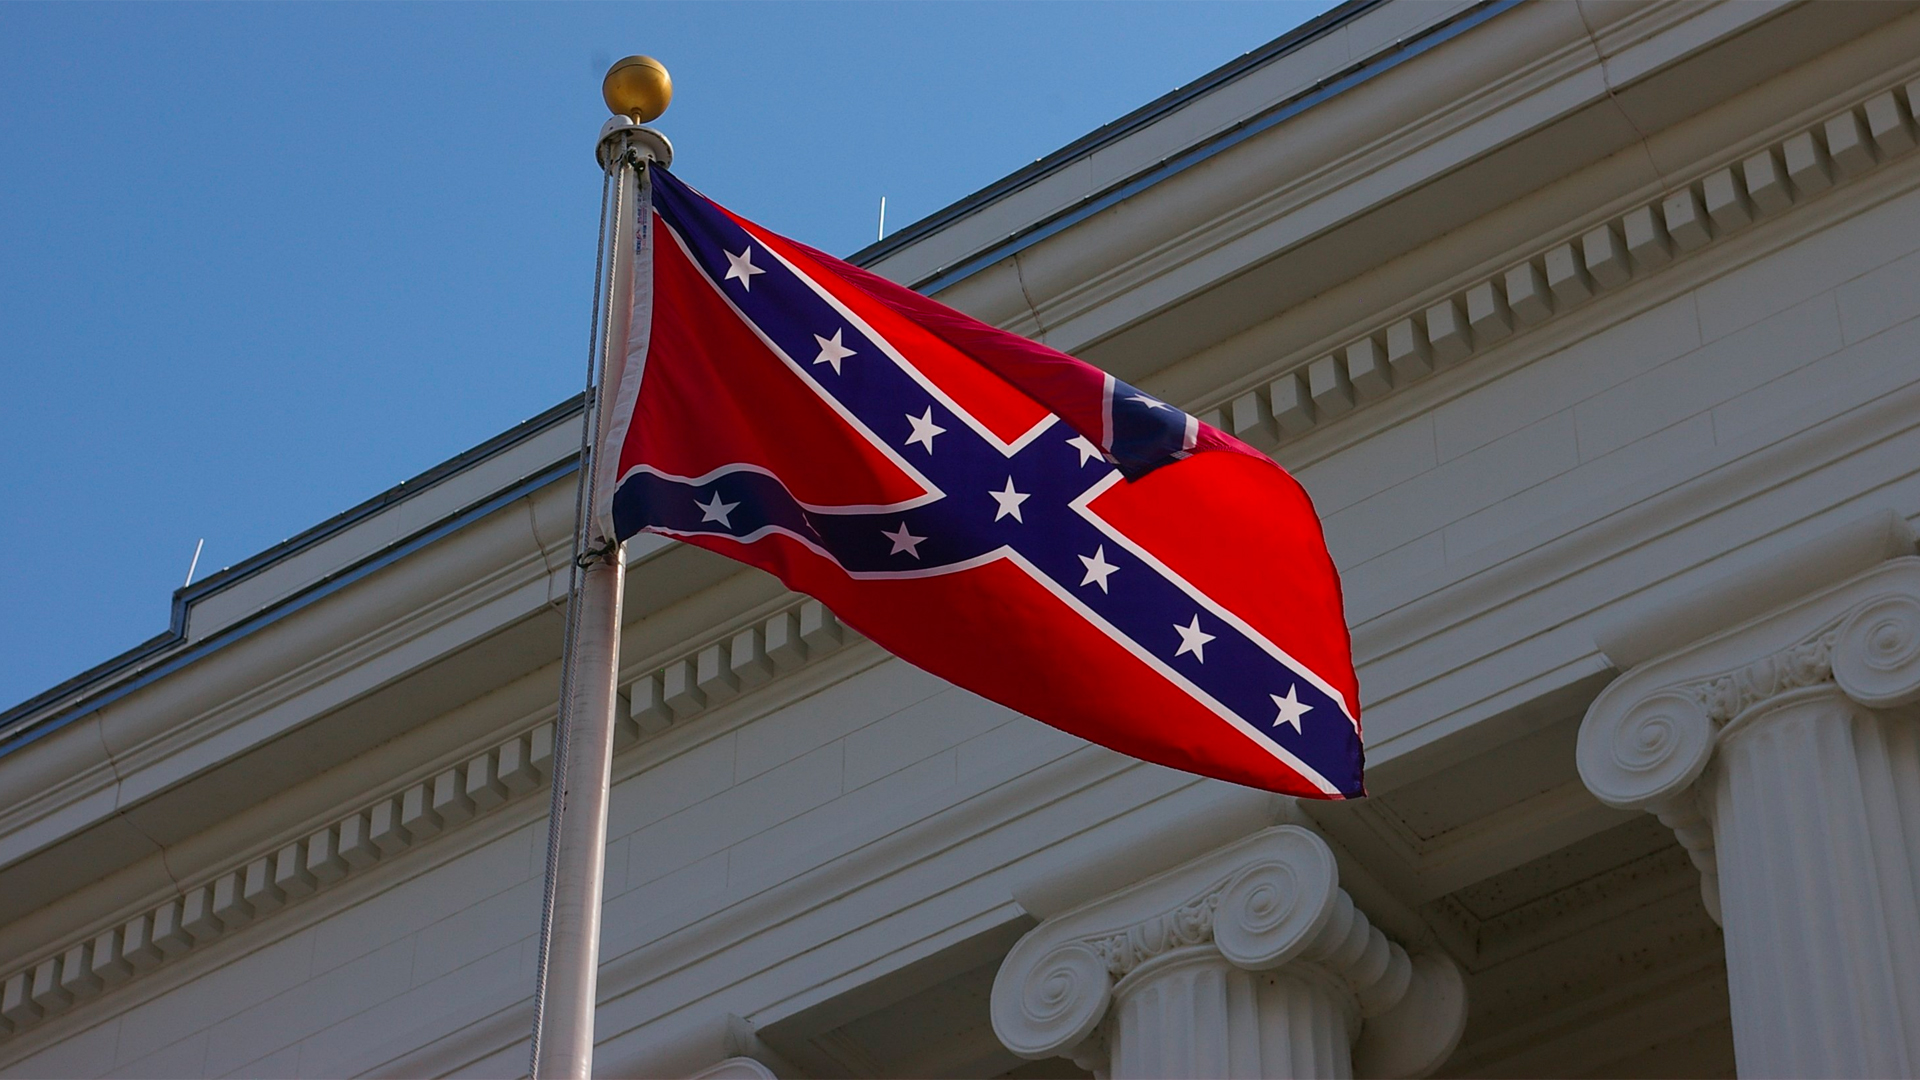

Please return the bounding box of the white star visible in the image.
[723,245,765,289]
[882,522,926,558]
[1269,686,1313,734]
[1127,393,1175,412]
[1067,434,1104,466]
[1078,546,1119,592]
[988,477,1030,522]
[1173,615,1215,662]
[813,329,856,373]
[695,491,739,528]
[904,407,946,453]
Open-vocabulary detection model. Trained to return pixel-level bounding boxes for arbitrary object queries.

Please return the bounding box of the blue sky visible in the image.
[0,1,1338,710]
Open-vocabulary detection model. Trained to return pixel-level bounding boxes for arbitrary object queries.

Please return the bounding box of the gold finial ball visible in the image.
[603,55,672,122]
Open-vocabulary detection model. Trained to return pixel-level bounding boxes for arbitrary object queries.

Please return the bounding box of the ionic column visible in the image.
[1579,557,1920,1078]
[990,826,1466,1079]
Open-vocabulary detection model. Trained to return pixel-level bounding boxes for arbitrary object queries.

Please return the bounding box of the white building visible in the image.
[6,1,1920,1075]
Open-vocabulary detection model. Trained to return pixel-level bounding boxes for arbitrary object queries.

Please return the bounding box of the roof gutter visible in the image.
[877,0,1518,294]
[0,398,586,757]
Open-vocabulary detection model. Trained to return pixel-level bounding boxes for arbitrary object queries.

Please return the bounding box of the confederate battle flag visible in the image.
[594,166,1364,799]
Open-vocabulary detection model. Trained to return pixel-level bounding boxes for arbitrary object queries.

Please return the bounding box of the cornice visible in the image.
[966,1,1915,384]
[622,600,853,734]
[849,0,1398,279]
[1169,32,1919,430]
[0,469,772,940]
[1294,96,1920,787]
[0,596,862,1047]
[0,402,585,761]
[103,528,559,797]
[19,705,1403,1075]
[1195,76,1920,456]
[0,713,560,1038]
[876,1,1511,298]
[0,501,567,928]
[1009,1,1598,346]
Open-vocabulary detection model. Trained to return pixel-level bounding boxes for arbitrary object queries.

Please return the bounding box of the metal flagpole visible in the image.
[529,56,673,1080]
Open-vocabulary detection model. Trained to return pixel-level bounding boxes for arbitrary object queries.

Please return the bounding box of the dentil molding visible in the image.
[0,597,855,1045]
[1198,76,1920,451]
[1577,554,1920,921]
[989,825,1465,1079]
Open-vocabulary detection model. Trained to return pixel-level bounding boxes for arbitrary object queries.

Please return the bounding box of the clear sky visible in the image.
[0,0,1339,710]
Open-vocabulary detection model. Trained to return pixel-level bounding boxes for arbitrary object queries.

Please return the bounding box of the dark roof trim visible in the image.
[859,0,1517,295]
[0,397,585,754]
[187,394,586,604]
[848,0,1387,268]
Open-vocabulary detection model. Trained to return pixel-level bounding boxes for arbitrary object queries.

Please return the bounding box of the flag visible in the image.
[596,166,1363,798]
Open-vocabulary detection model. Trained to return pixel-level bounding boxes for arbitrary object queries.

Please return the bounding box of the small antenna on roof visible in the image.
[877,196,887,242]
[183,538,205,588]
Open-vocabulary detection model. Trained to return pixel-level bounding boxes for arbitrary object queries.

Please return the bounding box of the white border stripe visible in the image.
[652,525,1009,581]
[644,218,946,502]
[1070,471,1360,730]
[737,219,1058,457]
[1000,549,1340,795]
[621,462,938,515]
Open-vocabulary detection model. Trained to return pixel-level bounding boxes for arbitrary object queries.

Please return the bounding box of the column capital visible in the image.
[1579,555,1920,924]
[989,825,1464,1077]
[1579,556,1920,812]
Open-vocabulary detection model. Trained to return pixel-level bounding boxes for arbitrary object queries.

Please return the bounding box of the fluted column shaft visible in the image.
[1579,556,1920,1079]
[1707,689,1920,1076]
[1107,947,1353,1079]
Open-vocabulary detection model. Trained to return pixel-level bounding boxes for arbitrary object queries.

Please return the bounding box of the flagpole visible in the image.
[529,57,673,1080]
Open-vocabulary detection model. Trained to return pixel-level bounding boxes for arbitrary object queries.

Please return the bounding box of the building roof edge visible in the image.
[845,0,1386,269]
[0,396,584,749]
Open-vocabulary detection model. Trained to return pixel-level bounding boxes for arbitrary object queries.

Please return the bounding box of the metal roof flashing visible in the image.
[850,0,1507,293]
[846,0,1384,269]
[0,396,586,757]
